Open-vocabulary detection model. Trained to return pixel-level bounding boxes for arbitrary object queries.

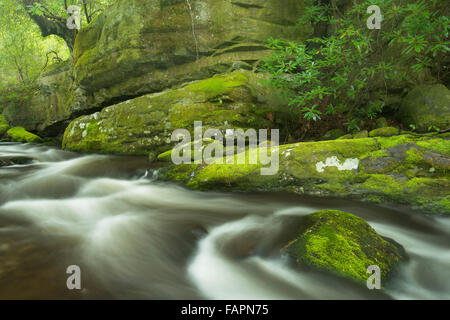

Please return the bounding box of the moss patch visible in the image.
[369,127,399,137]
[6,127,42,143]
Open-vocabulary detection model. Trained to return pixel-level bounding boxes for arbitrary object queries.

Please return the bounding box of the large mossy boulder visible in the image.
[73,0,311,106]
[284,210,406,283]
[62,71,275,155]
[159,133,450,214]
[399,84,450,132]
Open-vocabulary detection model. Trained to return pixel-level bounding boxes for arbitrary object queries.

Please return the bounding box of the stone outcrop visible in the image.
[399,84,450,132]
[159,133,450,214]
[62,71,277,156]
[4,0,310,136]
[72,0,311,107]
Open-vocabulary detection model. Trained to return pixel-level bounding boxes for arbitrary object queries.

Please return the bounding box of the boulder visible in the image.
[157,138,224,162]
[284,210,406,283]
[337,133,353,140]
[6,0,309,136]
[322,129,345,140]
[373,117,388,129]
[63,71,274,156]
[73,0,312,107]
[369,127,399,137]
[159,133,450,214]
[353,130,368,139]
[399,84,450,132]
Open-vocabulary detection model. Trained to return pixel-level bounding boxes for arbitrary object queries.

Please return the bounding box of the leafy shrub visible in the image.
[262,0,449,132]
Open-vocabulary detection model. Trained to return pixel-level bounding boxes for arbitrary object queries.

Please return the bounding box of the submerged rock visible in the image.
[284,210,406,283]
[159,134,450,214]
[399,84,450,132]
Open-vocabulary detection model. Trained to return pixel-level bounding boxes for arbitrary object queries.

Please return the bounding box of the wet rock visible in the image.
[399,84,450,132]
[159,134,450,214]
[283,210,406,284]
[369,127,399,137]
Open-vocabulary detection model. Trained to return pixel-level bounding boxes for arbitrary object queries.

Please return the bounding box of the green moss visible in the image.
[417,138,450,156]
[405,147,424,163]
[322,128,345,140]
[399,84,450,132]
[436,196,450,213]
[353,130,369,139]
[376,134,412,149]
[373,117,388,129]
[160,163,200,182]
[6,127,42,143]
[63,71,273,156]
[0,115,10,137]
[157,138,223,162]
[364,150,390,158]
[186,73,249,96]
[369,127,399,137]
[285,210,406,283]
[159,134,449,214]
[337,134,353,140]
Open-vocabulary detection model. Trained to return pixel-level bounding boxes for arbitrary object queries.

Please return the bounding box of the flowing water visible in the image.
[0,142,449,300]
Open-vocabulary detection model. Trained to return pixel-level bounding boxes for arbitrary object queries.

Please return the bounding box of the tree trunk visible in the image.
[22,0,76,52]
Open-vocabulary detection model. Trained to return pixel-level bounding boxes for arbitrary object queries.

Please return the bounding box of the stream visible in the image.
[0,142,449,300]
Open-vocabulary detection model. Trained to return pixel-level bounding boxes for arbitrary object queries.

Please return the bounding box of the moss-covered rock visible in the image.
[157,138,224,162]
[337,133,353,140]
[353,130,369,139]
[373,117,388,129]
[63,71,274,156]
[0,115,10,137]
[369,127,399,137]
[323,128,345,140]
[73,0,312,107]
[159,134,450,214]
[2,61,93,136]
[6,127,43,143]
[284,210,406,283]
[399,84,450,132]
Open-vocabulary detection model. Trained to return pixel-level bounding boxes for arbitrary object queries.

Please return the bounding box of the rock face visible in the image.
[399,84,450,132]
[62,71,275,156]
[73,0,311,107]
[369,127,399,137]
[159,133,450,214]
[4,62,93,136]
[4,0,309,136]
[284,210,406,283]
